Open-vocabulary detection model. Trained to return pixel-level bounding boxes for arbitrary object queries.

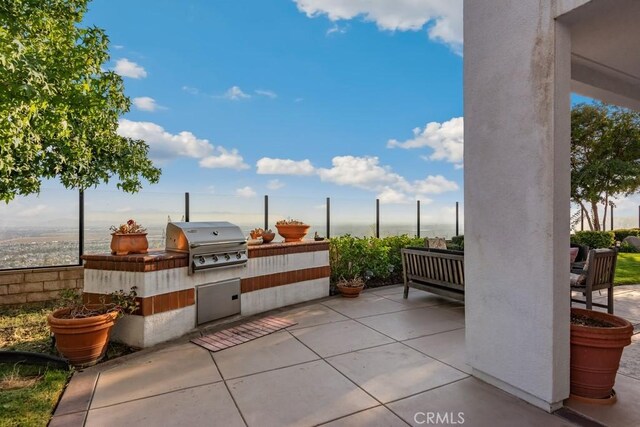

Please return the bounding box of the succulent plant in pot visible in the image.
[110,219,148,255]
[47,287,139,367]
[275,219,310,242]
[336,276,365,298]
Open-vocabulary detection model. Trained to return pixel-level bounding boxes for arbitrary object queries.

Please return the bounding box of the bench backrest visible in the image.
[402,247,465,290]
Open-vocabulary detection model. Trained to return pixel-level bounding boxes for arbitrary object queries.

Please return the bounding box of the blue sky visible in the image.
[82,0,465,213]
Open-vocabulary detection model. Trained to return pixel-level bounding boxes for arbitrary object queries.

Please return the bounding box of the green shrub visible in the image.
[612,228,640,242]
[619,241,640,253]
[329,234,423,284]
[570,231,615,249]
[448,235,464,251]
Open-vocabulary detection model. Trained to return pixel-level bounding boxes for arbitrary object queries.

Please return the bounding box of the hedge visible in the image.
[329,235,423,284]
[570,231,615,249]
[612,228,640,242]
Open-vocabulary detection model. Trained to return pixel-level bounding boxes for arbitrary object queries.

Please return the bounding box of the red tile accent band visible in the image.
[248,240,329,259]
[82,250,188,272]
[241,265,330,293]
[83,288,194,316]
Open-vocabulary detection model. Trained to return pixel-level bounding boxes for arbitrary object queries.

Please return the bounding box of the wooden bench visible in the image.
[401,247,465,302]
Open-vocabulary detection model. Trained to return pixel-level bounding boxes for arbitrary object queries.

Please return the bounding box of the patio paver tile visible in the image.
[619,334,640,380]
[85,382,245,427]
[326,342,468,403]
[290,319,394,357]
[90,342,221,409]
[565,373,640,427]
[367,285,405,296]
[321,294,408,318]
[383,290,458,309]
[320,405,407,426]
[404,328,471,374]
[213,331,319,379]
[227,360,378,427]
[48,411,86,427]
[52,370,98,416]
[388,377,574,427]
[358,306,464,341]
[279,303,349,330]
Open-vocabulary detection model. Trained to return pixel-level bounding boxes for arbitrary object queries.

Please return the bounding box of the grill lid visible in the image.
[166,221,246,252]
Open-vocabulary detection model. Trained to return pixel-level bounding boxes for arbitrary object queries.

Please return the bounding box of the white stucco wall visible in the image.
[464,0,571,411]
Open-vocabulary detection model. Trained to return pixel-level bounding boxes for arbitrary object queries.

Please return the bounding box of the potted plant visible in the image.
[275,219,310,242]
[250,227,275,243]
[47,287,139,367]
[336,277,365,298]
[570,307,633,403]
[110,219,148,255]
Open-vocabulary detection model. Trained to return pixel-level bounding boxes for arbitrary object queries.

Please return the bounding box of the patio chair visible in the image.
[570,248,618,314]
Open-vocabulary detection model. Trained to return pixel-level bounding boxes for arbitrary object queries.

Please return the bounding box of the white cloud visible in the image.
[114,58,147,79]
[256,158,316,175]
[236,186,257,198]
[388,117,464,165]
[255,89,278,99]
[182,86,199,95]
[414,175,459,194]
[199,148,249,170]
[117,119,248,169]
[294,0,463,53]
[377,187,411,204]
[327,23,347,35]
[318,156,407,190]
[112,44,124,50]
[223,86,251,100]
[318,155,458,199]
[132,97,161,112]
[267,179,285,190]
[18,204,49,218]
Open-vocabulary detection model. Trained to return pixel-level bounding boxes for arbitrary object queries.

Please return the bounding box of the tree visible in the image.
[571,103,640,230]
[0,0,160,202]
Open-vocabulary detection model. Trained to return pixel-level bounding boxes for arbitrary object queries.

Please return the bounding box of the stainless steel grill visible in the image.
[166,222,248,274]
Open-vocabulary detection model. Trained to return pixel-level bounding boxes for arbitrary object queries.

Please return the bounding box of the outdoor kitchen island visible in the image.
[81,239,330,348]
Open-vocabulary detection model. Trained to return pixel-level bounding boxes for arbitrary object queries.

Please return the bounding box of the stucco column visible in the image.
[464,1,571,411]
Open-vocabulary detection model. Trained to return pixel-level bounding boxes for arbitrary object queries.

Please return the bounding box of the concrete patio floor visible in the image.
[49,285,640,427]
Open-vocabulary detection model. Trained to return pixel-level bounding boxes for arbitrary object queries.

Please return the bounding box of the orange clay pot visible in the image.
[570,307,633,401]
[275,224,310,243]
[110,233,148,255]
[47,306,119,367]
[337,283,365,298]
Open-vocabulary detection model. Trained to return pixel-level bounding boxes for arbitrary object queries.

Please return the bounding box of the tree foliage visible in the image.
[571,103,640,230]
[0,0,160,202]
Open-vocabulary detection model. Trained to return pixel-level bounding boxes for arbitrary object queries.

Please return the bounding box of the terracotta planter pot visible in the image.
[337,283,365,298]
[47,306,119,367]
[570,307,633,400]
[261,232,275,243]
[275,224,310,242]
[110,233,148,255]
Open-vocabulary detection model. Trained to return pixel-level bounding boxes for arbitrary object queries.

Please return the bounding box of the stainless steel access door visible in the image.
[196,278,241,325]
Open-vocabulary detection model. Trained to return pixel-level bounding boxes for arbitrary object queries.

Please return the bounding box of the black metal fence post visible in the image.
[416,200,421,238]
[79,190,84,265]
[264,195,269,230]
[375,199,380,238]
[184,192,190,222]
[326,197,331,239]
[611,205,614,231]
[455,201,459,236]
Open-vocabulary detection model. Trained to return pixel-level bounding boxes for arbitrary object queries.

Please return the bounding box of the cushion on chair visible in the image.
[570,272,586,287]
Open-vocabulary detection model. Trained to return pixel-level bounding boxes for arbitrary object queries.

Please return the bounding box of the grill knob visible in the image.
[236,252,242,259]
[224,253,231,261]
[212,255,218,262]
[198,256,205,264]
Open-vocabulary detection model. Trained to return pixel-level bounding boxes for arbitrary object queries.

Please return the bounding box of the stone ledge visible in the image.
[248,240,329,258]
[82,250,188,272]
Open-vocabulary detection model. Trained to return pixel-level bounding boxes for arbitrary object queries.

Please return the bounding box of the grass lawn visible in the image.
[0,302,136,426]
[616,253,640,285]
